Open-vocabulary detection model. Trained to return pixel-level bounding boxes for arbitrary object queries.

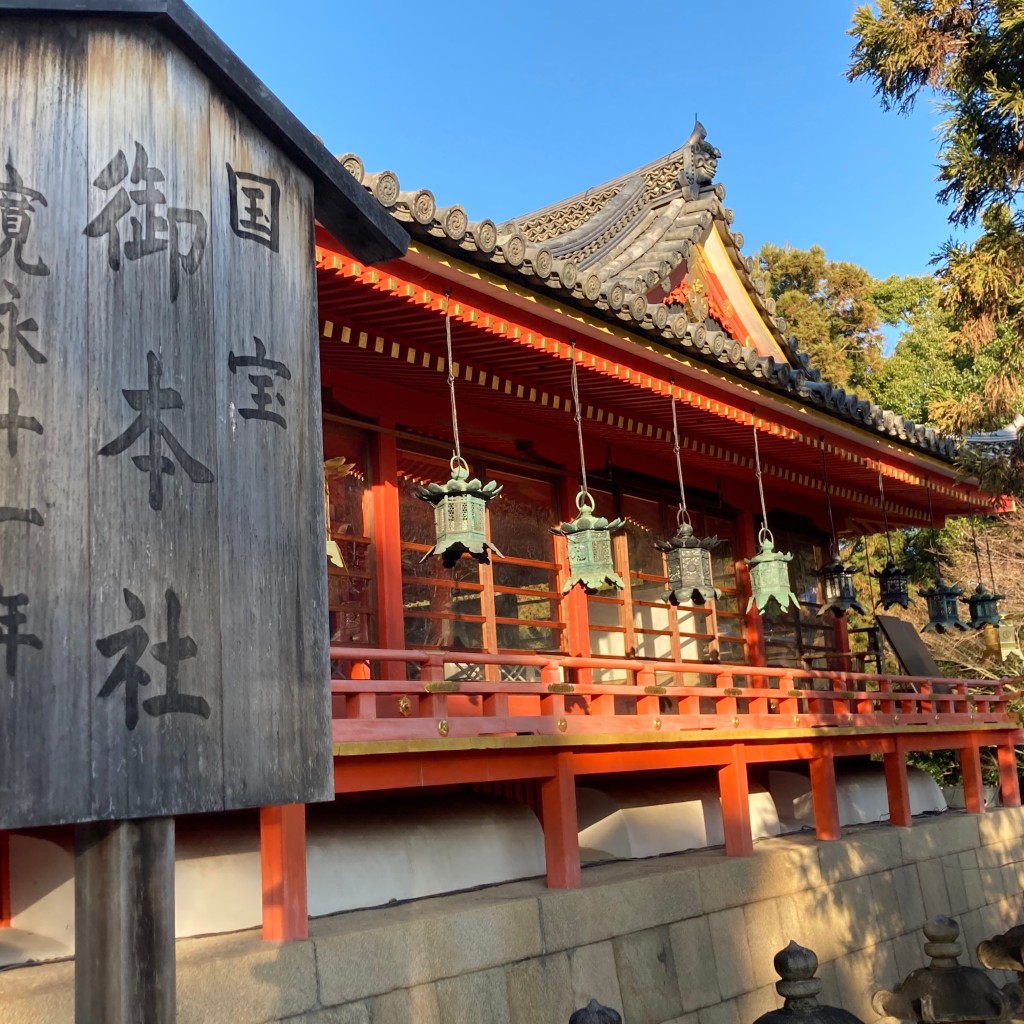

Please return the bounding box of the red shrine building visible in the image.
[3,123,1020,951]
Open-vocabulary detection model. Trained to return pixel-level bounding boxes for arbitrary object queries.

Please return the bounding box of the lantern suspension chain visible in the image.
[985,524,998,593]
[925,480,940,582]
[752,423,771,542]
[443,291,464,468]
[969,507,984,583]
[670,395,689,526]
[877,470,895,561]
[570,341,590,502]
[819,441,838,559]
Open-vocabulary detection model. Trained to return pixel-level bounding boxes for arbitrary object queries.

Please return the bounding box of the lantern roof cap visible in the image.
[0,0,408,265]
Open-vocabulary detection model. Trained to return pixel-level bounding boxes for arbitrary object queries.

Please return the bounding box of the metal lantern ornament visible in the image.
[814,445,866,617]
[871,470,911,610]
[745,424,801,615]
[416,294,503,568]
[920,483,967,633]
[551,342,624,594]
[654,395,720,605]
[962,511,1004,629]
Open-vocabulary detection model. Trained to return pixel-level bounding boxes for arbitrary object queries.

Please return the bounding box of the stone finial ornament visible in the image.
[872,916,1021,1024]
[569,999,622,1024]
[752,941,865,1024]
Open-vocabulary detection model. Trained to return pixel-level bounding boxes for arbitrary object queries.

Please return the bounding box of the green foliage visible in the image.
[848,1,1024,437]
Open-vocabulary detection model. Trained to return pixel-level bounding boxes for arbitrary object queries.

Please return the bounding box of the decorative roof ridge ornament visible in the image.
[871,467,912,610]
[655,392,721,605]
[745,422,801,615]
[920,480,967,633]
[680,116,721,199]
[814,442,866,618]
[551,341,624,593]
[415,292,503,568]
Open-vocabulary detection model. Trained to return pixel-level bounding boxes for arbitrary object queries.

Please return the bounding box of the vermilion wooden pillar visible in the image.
[371,423,407,680]
[539,753,581,889]
[997,742,1021,807]
[883,739,912,827]
[734,512,767,667]
[719,745,754,856]
[959,737,987,814]
[832,615,852,673]
[0,830,10,928]
[558,478,592,684]
[809,745,841,841]
[260,804,308,941]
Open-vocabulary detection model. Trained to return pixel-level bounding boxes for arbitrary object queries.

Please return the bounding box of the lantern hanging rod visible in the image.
[925,479,940,581]
[570,339,590,500]
[968,507,984,584]
[984,523,998,594]
[443,290,464,466]
[670,392,689,523]
[877,469,895,561]
[819,439,838,559]
[752,422,771,540]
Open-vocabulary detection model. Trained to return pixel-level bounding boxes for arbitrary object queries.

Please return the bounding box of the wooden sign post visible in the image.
[0,3,406,1021]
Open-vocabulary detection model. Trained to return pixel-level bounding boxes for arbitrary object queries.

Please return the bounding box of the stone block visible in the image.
[892,864,927,933]
[568,942,624,1015]
[959,849,987,912]
[539,863,700,952]
[697,998,741,1024]
[978,807,1024,848]
[832,875,875,951]
[817,827,905,883]
[942,854,970,917]
[175,934,319,1024]
[833,941,898,1023]
[614,926,683,1024]
[815,958,842,1009]
[868,871,905,943]
[0,960,74,1024]
[960,907,988,965]
[435,967,510,1024]
[312,896,541,1005]
[368,984,441,1024]
[699,846,822,914]
[786,888,844,963]
[892,930,924,978]
[280,1005,370,1024]
[735,983,780,1023]
[671,915,721,1012]
[900,815,979,863]
[916,858,951,920]
[979,866,1013,906]
[742,899,788,990]
[662,1016,700,1024]
[506,953,573,1024]
[708,907,755,999]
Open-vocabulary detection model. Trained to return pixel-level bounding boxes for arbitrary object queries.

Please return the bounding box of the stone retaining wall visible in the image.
[4,808,1024,1024]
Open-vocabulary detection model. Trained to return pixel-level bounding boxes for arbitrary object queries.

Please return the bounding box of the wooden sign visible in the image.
[0,11,403,828]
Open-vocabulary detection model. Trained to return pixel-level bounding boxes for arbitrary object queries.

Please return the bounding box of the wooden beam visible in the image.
[997,742,1021,808]
[260,804,308,942]
[538,752,580,888]
[883,739,912,827]
[809,747,841,841]
[719,745,754,856]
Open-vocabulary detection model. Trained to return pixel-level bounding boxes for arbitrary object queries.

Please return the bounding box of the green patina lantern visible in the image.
[746,530,802,615]
[920,576,968,633]
[963,583,1004,629]
[553,490,625,593]
[657,518,720,606]
[416,456,503,568]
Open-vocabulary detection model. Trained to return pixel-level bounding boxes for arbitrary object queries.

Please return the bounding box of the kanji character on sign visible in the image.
[0,387,42,457]
[228,335,291,429]
[0,159,48,277]
[96,588,210,731]
[84,142,207,302]
[0,584,41,678]
[0,507,43,527]
[98,350,214,511]
[227,164,280,252]
[0,280,45,366]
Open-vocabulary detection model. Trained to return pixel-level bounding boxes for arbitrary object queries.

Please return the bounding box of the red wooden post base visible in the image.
[960,740,987,815]
[809,751,841,841]
[719,746,754,856]
[0,830,10,928]
[539,754,581,889]
[998,743,1021,808]
[884,742,912,827]
[260,804,308,941]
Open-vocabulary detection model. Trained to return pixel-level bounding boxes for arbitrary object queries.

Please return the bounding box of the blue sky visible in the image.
[191,1,960,282]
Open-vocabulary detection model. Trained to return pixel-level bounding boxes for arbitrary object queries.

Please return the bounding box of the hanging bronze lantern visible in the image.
[872,558,911,610]
[920,576,968,633]
[814,445,865,617]
[656,519,720,605]
[963,583,1004,629]
[553,490,625,594]
[816,558,867,617]
[746,530,801,615]
[416,456,503,569]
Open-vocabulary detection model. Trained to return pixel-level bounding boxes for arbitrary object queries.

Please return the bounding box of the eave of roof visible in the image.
[0,0,408,264]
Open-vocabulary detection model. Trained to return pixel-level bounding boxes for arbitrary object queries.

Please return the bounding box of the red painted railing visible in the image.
[329,647,1016,743]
